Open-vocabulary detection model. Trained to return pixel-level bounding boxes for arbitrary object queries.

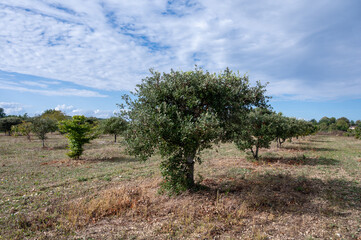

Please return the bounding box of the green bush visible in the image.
[59,115,98,159]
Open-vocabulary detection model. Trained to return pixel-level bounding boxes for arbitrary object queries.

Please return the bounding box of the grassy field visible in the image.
[0,133,361,239]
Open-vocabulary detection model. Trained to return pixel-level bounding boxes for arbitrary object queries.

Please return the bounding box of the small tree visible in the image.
[100,117,127,142]
[32,117,58,147]
[234,108,276,160]
[58,115,97,159]
[11,121,33,140]
[355,126,361,139]
[123,67,268,193]
[0,117,22,135]
[273,114,290,147]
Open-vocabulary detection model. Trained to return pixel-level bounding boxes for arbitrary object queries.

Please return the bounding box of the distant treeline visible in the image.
[310,116,360,131]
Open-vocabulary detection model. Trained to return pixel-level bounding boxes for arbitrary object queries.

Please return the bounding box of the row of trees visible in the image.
[234,109,316,160]
[0,108,127,157]
[1,68,355,194]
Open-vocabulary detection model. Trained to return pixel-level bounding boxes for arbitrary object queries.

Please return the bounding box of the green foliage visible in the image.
[273,114,315,147]
[316,116,353,132]
[273,113,291,147]
[319,116,331,126]
[337,117,350,125]
[41,109,67,122]
[123,67,268,193]
[85,117,99,125]
[234,108,276,160]
[32,117,58,147]
[58,115,98,159]
[355,126,361,140]
[0,117,22,135]
[336,119,349,131]
[100,117,127,142]
[11,121,33,140]
[309,119,317,125]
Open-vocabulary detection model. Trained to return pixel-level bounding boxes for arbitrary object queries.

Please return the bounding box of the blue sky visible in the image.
[1,0,361,120]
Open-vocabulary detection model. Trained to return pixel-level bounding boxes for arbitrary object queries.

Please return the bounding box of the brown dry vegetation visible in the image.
[0,133,361,239]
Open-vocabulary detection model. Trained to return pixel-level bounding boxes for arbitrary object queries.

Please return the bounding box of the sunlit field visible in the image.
[1,133,360,239]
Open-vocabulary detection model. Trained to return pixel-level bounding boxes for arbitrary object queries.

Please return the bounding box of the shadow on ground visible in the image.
[260,156,339,166]
[198,173,361,215]
[89,156,139,163]
[282,146,337,152]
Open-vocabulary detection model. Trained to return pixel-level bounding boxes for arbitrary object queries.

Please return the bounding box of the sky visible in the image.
[0,0,361,120]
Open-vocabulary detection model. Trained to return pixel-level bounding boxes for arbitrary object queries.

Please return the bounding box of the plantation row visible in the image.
[1,67,360,194]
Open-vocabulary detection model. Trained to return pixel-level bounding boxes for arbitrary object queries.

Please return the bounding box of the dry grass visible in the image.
[1,133,361,239]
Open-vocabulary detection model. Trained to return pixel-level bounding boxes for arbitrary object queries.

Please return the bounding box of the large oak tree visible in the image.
[123,67,268,193]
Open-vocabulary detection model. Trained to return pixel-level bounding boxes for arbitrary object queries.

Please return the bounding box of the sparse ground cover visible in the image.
[0,133,360,239]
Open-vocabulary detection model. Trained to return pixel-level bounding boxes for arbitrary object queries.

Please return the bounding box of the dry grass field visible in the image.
[0,133,361,239]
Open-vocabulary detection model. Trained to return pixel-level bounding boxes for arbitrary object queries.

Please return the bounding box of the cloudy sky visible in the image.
[1,0,361,120]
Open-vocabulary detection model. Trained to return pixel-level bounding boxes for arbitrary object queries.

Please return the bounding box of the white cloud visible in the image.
[0,80,107,97]
[0,102,24,115]
[55,104,74,111]
[70,108,114,118]
[0,0,360,100]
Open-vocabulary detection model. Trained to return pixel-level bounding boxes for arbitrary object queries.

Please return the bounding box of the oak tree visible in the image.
[123,67,268,193]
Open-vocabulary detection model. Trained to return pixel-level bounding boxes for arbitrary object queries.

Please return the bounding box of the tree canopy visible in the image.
[0,117,22,135]
[41,109,67,122]
[100,116,128,142]
[32,117,58,147]
[234,108,276,160]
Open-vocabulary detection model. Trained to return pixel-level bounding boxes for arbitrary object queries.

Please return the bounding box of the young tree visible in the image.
[11,121,33,140]
[32,117,58,147]
[273,114,289,147]
[234,108,276,160]
[0,117,22,135]
[100,117,127,142]
[355,126,361,139]
[58,115,98,159]
[123,67,268,193]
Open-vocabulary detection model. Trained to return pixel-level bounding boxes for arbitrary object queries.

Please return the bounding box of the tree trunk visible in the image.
[42,139,45,148]
[279,138,285,147]
[114,134,117,143]
[250,146,259,160]
[255,145,259,160]
[186,154,195,188]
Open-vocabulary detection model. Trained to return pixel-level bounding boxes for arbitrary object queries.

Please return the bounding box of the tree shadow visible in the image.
[261,156,339,166]
[89,156,139,164]
[197,173,361,216]
[308,138,331,143]
[51,144,68,150]
[282,146,337,152]
[292,142,310,145]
